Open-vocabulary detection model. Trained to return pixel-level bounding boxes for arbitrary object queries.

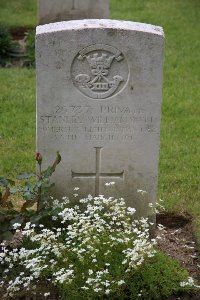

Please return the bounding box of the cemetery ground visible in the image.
[0,0,200,299]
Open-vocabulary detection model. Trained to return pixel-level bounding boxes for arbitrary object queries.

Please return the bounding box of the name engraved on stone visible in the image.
[71,44,129,99]
[39,104,158,141]
[72,147,124,196]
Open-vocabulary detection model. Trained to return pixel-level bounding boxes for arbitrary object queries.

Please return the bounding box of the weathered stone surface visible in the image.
[38,0,109,25]
[36,20,164,219]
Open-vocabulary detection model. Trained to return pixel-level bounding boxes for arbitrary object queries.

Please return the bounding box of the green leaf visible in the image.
[38,208,52,217]
[23,192,34,201]
[6,179,15,186]
[30,214,42,224]
[10,187,19,193]
[21,200,36,212]
[51,151,61,172]
[10,215,23,226]
[16,172,35,180]
[42,151,61,177]
[0,177,8,187]
[42,182,52,189]
[42,166,52,177]
[6,201,14,209]
[2,187,10,202]
[28,186,35,193]
[2,231,13,241]
[0,222,11,232]
[0,209,7,216]
[36,181,42,188]
[23,186,29,192]
[42,177,50,184]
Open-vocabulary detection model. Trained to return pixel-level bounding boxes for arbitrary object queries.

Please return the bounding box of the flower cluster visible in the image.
[0,194,156,298]
[0,193,196,299]
[180,277,200,288]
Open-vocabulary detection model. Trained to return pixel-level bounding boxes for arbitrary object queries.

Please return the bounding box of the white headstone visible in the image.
[36,20,164,219]
[38,0,109,25]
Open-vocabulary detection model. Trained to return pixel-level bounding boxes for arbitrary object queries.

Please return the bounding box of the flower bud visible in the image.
[35,152,42,165]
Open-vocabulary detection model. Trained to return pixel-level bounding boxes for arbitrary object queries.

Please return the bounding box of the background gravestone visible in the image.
[38,0,109,25]
[36,20,164,219]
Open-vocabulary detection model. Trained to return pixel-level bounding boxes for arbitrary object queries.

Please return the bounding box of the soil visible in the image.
[156,213,200,299]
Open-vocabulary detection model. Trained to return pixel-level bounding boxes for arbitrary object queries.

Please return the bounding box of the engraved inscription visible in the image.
[71,44,129,99]
[72,147,124,196]
[39,104,158,141]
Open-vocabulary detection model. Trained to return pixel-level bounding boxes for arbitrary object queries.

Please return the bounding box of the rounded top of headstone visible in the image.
[36,19,164,37]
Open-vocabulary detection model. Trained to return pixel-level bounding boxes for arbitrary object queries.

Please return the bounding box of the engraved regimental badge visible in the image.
[71,44,129,99]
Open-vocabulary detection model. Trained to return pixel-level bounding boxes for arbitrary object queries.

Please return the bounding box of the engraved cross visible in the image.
[72,147,124,196]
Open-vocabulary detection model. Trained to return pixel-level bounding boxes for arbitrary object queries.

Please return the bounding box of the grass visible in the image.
[0,69,35,176]
[112,0,200,240]
[0,0,37,28]
[0,1,200,241]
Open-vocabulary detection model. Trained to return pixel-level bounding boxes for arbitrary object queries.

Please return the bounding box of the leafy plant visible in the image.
[0,194,198,300]
[14,151,61,211]
[0,25,12,65]
[0,177,16,240]
[0,177,15,206]
[129,251,192,299]
[24,30,35,67]
[0,25,18,66]
[0,152,61,242]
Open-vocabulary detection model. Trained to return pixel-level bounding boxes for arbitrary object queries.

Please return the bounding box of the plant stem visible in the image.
[37,163,42,213]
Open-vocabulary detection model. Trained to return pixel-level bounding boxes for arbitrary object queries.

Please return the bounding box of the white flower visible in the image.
[105,181,115,186]
[62,196,70,204]
[53,200,59,206]
[157,224,165,231]
[94,287,102,292]
[44,292,50,297]
[74,187,80,191]
[81,286,89,290]
[180,277,199,288]
[137,189,147,195]
[12,223,21,229]
[127,207,136,215]
[118,280,125,285]
[24,222,31,230]
[0,189,160,298]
